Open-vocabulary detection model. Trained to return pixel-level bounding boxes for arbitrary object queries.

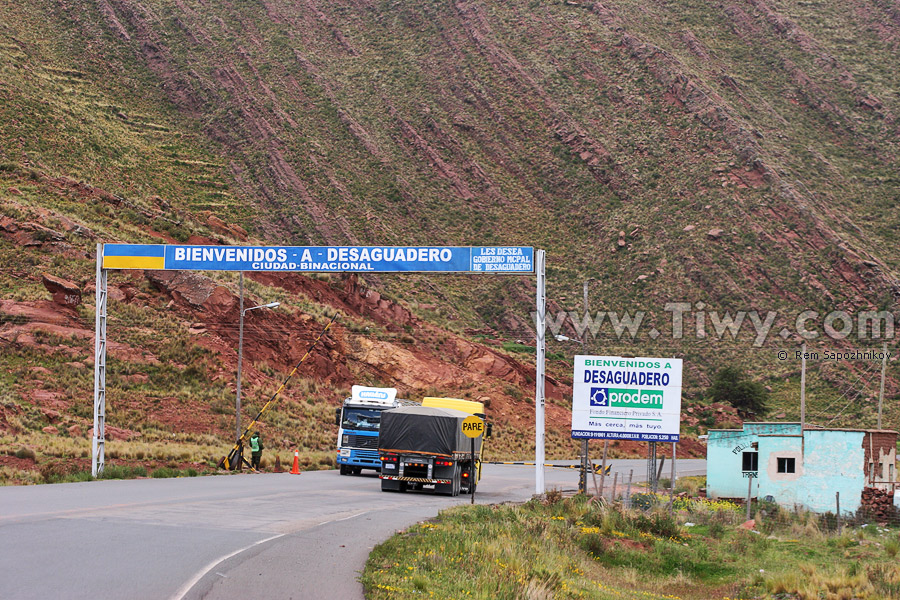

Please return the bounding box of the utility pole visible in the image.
[878,341,887,429]
[236,272,244,443]
[800,342,806,429]
[580,280,589,494]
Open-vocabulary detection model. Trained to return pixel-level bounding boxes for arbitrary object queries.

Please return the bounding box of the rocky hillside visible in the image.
[1,0,898,480]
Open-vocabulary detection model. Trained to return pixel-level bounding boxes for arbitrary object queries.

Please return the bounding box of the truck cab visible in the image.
[335,386,404,475]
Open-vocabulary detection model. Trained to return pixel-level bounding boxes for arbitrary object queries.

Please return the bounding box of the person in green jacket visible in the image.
[249,432,263,471]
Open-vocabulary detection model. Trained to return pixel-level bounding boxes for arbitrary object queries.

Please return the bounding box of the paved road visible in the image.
[0,459,705,600]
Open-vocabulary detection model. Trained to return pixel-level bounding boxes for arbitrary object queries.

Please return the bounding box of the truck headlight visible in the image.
[340,449,351,457]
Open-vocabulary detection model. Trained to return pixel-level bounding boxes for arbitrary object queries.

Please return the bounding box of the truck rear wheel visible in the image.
[460,463,473,494]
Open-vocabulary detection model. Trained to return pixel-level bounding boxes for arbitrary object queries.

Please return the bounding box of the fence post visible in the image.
[612,472,618,502]
[598,440,609,497]
[626,469,633,509]
[590,460,600,497]
[836,491,841,532]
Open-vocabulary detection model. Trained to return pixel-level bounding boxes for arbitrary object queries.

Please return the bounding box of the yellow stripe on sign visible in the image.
[103,256,166,270]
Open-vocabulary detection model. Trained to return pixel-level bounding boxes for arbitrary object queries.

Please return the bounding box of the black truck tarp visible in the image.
[378,406,482,456]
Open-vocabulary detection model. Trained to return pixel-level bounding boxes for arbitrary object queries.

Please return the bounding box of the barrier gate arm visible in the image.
[220,312,339,470]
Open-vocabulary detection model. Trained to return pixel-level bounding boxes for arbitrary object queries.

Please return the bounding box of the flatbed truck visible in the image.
[378,397,490,495]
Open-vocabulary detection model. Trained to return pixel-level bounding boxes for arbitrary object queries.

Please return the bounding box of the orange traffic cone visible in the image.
[291,450,301,475]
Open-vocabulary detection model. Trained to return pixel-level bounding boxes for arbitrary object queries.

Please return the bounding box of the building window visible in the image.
[742,452,758,472]
[777,457,795,473]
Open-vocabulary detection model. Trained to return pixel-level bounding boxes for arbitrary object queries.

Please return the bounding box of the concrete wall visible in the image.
[787,430,866,514]
[707,424,802,500]
[708,424,885,514]
[754,430,866,514]
[707,429,756,499]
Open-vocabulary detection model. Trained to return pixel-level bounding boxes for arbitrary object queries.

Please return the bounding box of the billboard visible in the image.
[571,355,682,442]
[101,244,533,273]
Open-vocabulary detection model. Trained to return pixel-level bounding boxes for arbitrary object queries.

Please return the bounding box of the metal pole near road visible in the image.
[878,342,887,429]
[92,243,108,478]
[581,280,589,494]
[668,443,676,512]
[535,249,546,496]
[746,476,753,520]
[471,436,476,505]
[800,342,806,429]
[234,278,280,470]
[236,273,244,443]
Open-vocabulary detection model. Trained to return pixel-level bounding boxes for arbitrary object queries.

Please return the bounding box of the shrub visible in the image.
[99,465,147,480]
[708,366,769,415]
[14,447,36,460]
[630,493,659,511]
[629,511,681,539]
[151,467,180,478]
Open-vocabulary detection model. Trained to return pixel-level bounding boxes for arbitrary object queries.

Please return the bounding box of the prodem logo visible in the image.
[589,387,663,409]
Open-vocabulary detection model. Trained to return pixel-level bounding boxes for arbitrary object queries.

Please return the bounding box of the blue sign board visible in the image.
[103,245,534,273]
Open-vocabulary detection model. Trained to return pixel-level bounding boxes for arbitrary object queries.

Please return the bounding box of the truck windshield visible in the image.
[342,408,382,432]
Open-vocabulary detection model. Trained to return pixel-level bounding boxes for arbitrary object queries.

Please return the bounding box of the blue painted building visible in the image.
[707,423,897,514]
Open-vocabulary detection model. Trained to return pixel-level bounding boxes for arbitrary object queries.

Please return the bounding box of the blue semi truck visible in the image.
[335,386,412,475]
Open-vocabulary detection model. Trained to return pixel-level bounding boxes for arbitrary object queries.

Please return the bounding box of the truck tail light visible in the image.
[434,460,453,467]
[462,471,469,478]
[381,454,398,462]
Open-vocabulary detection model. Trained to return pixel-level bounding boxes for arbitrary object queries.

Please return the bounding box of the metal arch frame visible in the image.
[92,243,108,477]
[92,244,547,493]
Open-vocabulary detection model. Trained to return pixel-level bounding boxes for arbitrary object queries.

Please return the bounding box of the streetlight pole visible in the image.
[237,273,244,443]
[235,271,280,468]
[555,334,588,492]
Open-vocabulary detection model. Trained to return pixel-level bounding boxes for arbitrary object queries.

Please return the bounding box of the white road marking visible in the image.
[169,533,284,600]
[318,511,368,526]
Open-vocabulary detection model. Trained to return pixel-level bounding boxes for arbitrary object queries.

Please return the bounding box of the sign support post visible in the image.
[461,415,485,504]
[535,249,546,496]
[470,435,477,504]
[92,243,108,477]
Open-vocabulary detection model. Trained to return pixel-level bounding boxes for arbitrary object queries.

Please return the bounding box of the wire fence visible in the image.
[576,466,900,530]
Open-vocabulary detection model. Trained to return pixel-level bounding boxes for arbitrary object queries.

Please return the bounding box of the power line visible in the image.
[825,363,884,426]
[810,360,881,420]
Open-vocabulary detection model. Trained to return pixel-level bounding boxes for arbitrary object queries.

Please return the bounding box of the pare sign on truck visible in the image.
[571,356,683,442]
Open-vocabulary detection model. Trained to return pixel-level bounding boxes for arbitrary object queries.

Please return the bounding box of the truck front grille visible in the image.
[355,449,379,461]
[347,434,379,450]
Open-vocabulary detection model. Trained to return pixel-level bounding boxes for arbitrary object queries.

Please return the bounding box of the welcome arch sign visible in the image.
[93,244,549,492]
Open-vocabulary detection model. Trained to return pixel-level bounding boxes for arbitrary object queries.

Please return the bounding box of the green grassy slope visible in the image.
[1,0,899,479]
